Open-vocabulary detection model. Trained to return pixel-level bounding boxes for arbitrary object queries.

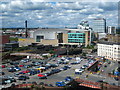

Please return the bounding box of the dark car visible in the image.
[43,72,51,76]
[0,72,5,75]
[8,68,16,72]
[10,62,19,65]
[1,77,16,85]
[50,64,58,68]
[18,76,29,80]
[28,70,38,76]
[50,69,61,74]
[64,65,71,69]
[114,77,119,81]
[24,65,32,68]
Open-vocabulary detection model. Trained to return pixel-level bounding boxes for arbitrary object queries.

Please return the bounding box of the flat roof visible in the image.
[98,41,120,45]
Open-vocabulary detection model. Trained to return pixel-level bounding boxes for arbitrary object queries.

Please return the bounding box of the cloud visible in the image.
[98,2,118,11]
[1,1,118,28]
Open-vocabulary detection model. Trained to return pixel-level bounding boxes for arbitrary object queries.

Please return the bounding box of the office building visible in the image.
[4,43,19,51]
[19,28,94,47]
[97,42,120,61]
[93,18,106,33]
[107,26,116,34]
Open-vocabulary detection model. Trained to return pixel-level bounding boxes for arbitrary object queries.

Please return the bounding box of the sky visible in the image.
[0,0,119,28]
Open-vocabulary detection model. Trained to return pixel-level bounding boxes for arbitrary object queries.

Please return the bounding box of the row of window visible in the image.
[68,39,85,43]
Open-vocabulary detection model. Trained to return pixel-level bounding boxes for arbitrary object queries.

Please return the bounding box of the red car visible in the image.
[19,65,24,67]
[2,65,6,68]
[22,70,30,74]
[38,74,47,79]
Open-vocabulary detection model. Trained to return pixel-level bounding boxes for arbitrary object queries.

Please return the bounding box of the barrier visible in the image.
[15,84,33,88]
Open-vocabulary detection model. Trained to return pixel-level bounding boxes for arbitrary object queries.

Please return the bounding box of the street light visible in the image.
[67,45,69,56]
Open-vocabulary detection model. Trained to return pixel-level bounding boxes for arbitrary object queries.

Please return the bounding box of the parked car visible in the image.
[14,67,21,71]
[114,77,119,81]
[24,65,32,68]
[20,59,29,63]
[1,76,16,84]
[56,81,66,87]
[38,74,47,79]
[8,67,16,72]
[2,65,6,68]
[18,75,29,80]
[19,65,24,67]
[0,72,5,75]
[70,61,80,65]
[75,69,84,74]
[64,65,71,69]
[10,62,19,65]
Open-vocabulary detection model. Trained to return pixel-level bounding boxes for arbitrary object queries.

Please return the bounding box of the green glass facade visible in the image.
[68,33,85,43]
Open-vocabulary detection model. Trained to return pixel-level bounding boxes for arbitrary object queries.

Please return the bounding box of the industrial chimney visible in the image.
[25,20,27,38]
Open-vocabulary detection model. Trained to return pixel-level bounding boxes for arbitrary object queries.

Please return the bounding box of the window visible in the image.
[36,36,44,42]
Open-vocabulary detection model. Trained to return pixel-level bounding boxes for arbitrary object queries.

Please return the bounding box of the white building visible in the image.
[97,42,120,61]
[77,21,92,31]
[98,33,106,39]
[107,26,116,34]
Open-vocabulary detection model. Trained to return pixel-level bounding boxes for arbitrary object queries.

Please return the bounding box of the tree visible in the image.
[82,53,86,56]
[49,50,55,54]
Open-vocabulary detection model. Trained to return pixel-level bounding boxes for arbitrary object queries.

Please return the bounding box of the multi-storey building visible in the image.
[107,26,116,34]
[97,42,120,61]
[19,21,95,47]
[93,18,106,33]
[19,28,94,47]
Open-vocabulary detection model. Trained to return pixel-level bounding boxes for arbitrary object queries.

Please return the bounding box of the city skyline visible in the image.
[1,1,118,28]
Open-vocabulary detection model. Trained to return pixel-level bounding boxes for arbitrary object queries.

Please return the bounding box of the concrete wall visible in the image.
[18,38,35,47]
[85,31,89,47]
[106,34,120,43]
[41,39,58,46]
[97,43,120,61]
[0,35,10,44]
[63,33,68,43]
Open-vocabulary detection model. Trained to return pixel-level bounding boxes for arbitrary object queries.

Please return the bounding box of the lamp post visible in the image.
[67,45,69,56]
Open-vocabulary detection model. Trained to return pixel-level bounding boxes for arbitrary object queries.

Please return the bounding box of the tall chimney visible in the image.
[25,20,27,38]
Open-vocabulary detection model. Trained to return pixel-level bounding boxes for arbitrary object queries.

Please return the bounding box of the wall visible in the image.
[18,38,35,47]
[63,33,68,43]
[106,34,120,43]
[41,39,58,46]
[97,43,120,61]
[0,35,10,44]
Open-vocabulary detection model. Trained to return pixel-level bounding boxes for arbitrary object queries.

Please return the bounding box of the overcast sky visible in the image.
[0,0,119,28]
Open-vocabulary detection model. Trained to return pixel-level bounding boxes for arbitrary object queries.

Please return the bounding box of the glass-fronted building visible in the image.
[68,33,85,43]
[93,18,106,33]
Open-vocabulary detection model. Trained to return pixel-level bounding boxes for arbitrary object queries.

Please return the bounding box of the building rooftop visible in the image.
[98,41,120,45]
